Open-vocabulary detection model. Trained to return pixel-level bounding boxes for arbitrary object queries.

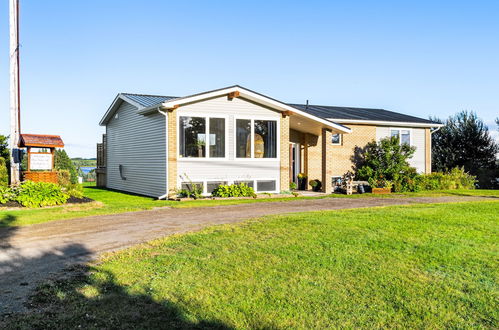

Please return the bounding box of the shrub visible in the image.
[289,182,297,190]
[212,183,256,198]
[15,181,69,208]
[57,169,84,198]
[416,167,475,191]
[57,169,72,187]
[54,149,78,184]
[0,185,16,204]
[0,157,8,187]
[63,183,84,199]
[356,136,416,192]
[177,184,203,199]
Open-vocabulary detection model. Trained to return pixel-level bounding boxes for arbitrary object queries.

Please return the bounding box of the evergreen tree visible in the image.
[431,111,498,188]
[54,149,78,184]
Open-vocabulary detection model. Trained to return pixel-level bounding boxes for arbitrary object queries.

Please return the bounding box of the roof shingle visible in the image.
[288,104,437,124]
[20,134,64,148]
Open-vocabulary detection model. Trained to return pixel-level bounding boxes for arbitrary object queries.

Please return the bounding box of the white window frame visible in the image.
[390,128,412,146]
[177,113,229,161]
[178,177,279,196]
[233,116,280,161]
[331,133,342,146]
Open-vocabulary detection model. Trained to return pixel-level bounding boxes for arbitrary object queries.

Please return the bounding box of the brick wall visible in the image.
[330,125,376,176]
[280,115,290,191]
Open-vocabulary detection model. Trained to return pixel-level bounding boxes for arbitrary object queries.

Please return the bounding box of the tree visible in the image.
[354,136,416,191]
[54,149,78,184]
[431,111,498,188]
[0,135,9,165]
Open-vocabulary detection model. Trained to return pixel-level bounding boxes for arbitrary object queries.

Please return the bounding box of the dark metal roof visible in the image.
[121,93,178,107]
[288,103,437,124]
[20,134,64,148]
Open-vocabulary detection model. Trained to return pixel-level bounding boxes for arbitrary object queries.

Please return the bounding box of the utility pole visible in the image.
[9,0,21,185]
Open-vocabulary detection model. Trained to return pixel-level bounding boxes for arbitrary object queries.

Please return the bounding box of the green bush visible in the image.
[63,183,84,199]
[15,181,69,208]
[0,185,16,204]
[54,149,78,184]
[416,167,475,191]
[57,170,84,198]
[212,183,256,198]
[177,184,203,199]
[356,136,416,192]
[289,182,297,190]
[0,157,8,187]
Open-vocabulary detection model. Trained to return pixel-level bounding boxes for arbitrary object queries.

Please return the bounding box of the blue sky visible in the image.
[0,0,497,158]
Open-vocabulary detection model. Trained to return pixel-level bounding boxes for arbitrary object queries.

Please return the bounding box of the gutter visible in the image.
[157,107,169,200]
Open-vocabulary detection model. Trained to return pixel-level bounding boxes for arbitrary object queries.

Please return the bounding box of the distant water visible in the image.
[80,166,96,174]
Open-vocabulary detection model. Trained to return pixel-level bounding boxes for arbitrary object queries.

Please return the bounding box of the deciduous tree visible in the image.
[431,111,498,188]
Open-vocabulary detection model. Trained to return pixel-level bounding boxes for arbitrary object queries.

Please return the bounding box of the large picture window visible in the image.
[254,120,277,158]
[209,118,225,158]
[236,119,251,158]
[236,118,277,159]
[180,116,225,158]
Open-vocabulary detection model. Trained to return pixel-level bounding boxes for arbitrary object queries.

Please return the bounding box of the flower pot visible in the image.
[372,187,392,194]
[298,178,307,190]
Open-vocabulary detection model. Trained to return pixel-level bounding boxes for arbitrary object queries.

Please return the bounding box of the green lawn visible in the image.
[1,183,498,227]
[4,201,498,329]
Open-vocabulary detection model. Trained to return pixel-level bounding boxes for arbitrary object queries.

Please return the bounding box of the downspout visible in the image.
[157,107,169,200]
[427,126,442,174]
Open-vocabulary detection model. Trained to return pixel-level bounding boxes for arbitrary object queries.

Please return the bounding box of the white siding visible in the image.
[376,126,426,173]
[106,101,166,197]
[176,96,281,192]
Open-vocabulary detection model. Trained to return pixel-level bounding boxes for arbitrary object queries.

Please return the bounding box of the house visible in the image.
[98,85,442,198]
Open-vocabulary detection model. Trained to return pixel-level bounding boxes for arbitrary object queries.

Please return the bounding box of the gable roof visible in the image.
[20,134,64,148]
[100,86,352,133]
[289,104,441,127]
[121,93,178,107]
[99,85,441,129]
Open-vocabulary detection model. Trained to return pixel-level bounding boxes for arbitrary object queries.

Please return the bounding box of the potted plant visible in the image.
[297,173,308,190]
[309,179,322,192]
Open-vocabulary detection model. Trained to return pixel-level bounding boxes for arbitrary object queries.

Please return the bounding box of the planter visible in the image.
[372,187,392,194]
[298,178,308,190]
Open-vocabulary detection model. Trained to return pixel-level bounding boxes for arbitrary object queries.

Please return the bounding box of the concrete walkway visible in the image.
[0,195,492,313]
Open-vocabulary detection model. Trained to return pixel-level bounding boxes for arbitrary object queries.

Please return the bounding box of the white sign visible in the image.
[30,153,52,170]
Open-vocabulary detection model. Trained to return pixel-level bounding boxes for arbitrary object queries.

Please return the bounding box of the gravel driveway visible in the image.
[0,195,492,314]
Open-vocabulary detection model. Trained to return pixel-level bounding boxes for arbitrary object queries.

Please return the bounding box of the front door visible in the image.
[290,143,300,184]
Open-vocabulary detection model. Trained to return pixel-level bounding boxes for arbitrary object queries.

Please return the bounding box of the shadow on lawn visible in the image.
[2,265,233,329]
[0,213,232,329]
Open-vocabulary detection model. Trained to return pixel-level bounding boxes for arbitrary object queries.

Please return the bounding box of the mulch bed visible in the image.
[0,197,94,209]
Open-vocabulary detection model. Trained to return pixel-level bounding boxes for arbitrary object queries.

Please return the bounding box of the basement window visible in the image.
[256,180,276,192]
[234,180,254,188]
[207,181,228,194]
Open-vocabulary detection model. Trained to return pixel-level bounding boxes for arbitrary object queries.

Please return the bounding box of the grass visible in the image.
[3,201,498,328]
[1,182,498,227]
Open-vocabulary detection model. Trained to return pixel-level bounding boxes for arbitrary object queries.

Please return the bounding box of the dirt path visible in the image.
[0,195,493,314]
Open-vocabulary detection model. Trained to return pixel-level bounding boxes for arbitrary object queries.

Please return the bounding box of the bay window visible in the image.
[179,116,225,158]
[236,119,277,159]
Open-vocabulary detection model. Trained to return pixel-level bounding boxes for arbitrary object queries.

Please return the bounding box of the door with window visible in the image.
[290,143,300,184]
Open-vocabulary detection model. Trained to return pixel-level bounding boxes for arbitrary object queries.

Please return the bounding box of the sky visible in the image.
[0,0,497,158]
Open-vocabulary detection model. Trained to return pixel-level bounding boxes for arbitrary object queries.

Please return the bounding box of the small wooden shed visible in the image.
[20,134,64,183]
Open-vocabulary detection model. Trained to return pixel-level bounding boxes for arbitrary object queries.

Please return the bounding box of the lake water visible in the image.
[80,166,96,174]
